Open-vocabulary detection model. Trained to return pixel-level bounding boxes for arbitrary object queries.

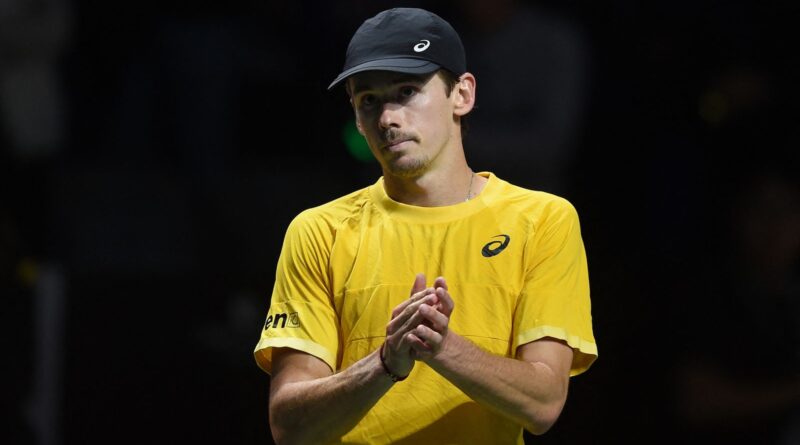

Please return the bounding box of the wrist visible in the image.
[379,343,409,382]
[424,330,461,369]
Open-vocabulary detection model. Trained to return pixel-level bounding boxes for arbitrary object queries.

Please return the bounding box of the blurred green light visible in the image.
[342,119,374,163]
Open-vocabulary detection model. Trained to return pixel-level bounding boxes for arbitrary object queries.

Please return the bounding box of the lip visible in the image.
[383,138,413,151]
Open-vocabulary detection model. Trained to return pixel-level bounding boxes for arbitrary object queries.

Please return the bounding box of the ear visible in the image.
[349,97,366,136]
[355,115,365,136]
[453,72,476,117]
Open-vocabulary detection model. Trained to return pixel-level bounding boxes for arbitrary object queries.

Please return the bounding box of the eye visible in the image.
[360,94,376,108]
[399,86,416,98]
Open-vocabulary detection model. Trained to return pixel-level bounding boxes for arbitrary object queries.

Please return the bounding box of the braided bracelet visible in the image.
[379,343,408,382]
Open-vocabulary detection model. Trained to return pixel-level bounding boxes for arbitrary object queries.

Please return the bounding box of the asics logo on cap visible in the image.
[413,39,431,52]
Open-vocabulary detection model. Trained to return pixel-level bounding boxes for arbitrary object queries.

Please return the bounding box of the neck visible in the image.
[382,163,485,207]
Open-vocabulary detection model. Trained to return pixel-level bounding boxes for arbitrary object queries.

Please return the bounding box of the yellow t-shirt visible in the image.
[254,172,597,444]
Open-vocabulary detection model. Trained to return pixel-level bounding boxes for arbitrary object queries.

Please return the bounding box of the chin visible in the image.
[385,157,429,178]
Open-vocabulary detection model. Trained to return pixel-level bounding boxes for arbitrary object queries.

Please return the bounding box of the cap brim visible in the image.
[327,58,441,90]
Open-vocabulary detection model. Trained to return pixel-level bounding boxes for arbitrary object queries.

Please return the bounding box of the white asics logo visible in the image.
[413,39,430,52]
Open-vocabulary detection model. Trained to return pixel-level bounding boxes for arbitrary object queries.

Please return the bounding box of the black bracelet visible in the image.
[379,343,408,382]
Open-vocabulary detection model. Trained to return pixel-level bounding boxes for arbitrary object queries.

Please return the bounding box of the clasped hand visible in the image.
[382,273,455,378]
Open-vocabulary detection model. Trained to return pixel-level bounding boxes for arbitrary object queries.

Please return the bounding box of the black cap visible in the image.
[328,8,466,90]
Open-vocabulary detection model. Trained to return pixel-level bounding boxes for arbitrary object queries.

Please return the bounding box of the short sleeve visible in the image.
[512,198,597,376]
[253,211,341,374]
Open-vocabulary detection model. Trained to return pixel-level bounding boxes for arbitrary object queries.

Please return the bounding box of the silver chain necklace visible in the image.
[465,169,474,202]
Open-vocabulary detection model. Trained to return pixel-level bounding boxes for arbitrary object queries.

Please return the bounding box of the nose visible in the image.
[378,102,402,129]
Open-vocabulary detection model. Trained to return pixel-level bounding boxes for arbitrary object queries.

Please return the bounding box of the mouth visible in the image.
[382,137,415,152]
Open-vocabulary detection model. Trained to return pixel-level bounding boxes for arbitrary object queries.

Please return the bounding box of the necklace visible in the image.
[465,169,474,202]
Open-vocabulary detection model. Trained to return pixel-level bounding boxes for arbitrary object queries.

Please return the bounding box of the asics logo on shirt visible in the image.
[481,235,511,257]
[413,39,430,52]
[263,312,300,330]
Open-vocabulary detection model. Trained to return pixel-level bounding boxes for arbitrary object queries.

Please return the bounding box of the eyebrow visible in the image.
[350,73,428,95]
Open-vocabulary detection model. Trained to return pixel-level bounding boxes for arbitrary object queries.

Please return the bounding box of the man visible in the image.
[253,8,597,444]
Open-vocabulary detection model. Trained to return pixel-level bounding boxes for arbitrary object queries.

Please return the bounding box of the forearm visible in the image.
[269,349,393,445]
[426,334,568,435]
[269,280,438,444]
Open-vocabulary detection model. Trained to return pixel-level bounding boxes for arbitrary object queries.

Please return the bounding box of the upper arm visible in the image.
[516,337,574,393]
[514,198,598,375]
[254,212,341,374]
[270,347,334,394]
[269,347,334,416]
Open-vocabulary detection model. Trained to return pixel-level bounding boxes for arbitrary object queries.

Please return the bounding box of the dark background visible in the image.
[3,0,798,444]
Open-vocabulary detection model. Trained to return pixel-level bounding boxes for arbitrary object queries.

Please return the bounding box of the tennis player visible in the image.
[254,7,597,444]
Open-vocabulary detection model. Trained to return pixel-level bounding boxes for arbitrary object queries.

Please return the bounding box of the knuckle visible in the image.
[403,303,420,317]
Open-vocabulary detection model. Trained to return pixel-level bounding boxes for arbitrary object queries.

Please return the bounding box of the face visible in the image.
[348,70,464,178]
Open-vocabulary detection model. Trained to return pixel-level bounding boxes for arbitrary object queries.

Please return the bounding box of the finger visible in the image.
[400,294,440,331]
[391,287,435,318]
[433,276,447,291]
[387,293,437,333]
[434,286,454,317]
[419,303,450,332]
[394,274,432,318]
[398,290,436,321]
[410,325,442,354]
[411,273,427,296]
[432,277,453,315]
[405,332,432,353]
[394,303,435,337]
